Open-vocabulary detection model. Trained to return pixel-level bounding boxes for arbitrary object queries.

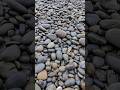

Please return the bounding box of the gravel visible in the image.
[35,0,85,89]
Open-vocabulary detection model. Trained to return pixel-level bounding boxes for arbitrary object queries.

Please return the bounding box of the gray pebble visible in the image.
[35,63,45,73]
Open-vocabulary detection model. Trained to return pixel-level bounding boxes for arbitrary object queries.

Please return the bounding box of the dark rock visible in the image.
[86,14,100,26]
[5,72,27,89]
[88,33,106,45]
[85,1,93,12]
[5,0,28,13]
[100,0,120,10]
[95,70,106,82]
[107,83,120,90]
[93,56,104,68]
[0,23,14,35]
[107,70,118,85]
[22,30,34,44]
[100,19,120,29]
[106,28,120,48]
[106,54,120,74]
[1,45,21,61]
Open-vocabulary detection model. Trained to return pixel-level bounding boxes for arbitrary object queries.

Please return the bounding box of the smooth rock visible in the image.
[56,50,63,60]
[35,63,45,73]
[106,28,120,48]
[37,70,48,80]
[65,78,75,86]
[47,42,55,48]
[107,83,120,90]
[56,30,66,38]
[1,45,20,61]
[35,83,41,90]
[5,72,27,89]
[46,84,56,90]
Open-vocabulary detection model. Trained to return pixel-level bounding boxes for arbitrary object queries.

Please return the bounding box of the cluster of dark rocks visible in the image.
[86,0,120,90]
[0,0,34,90]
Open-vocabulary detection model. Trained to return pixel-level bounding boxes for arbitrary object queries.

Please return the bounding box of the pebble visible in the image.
[1,45,21,61]
[65,78,75,86]
[46,84,56,90]
[37,70,48,80]
[35,63,45,73]
[56,30,67,38]
[47,34,57,41]
[37,56,47,63]
[5,72,27,89]
[35,45,44,52]
[64,88,74,90]
[56,50,63,60]
[59,66,66,72]
[107,83,120,90]
[106,55,120,73]
[47,42,55,49]
[106,28,120,48]
[56,86,63,90]
[35,83,41,90]
[51,53,56,60]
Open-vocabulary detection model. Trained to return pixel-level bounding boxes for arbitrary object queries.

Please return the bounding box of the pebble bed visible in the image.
[0,0,34,90]
[86,0,120,90]
[35,0,85,90]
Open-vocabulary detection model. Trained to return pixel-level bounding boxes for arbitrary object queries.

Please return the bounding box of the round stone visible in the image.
[37,70,48,80]
[56,30,66,38]
[47,42,55,48]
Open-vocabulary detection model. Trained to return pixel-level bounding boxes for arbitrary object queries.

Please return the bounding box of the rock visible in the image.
[5,0,28,13]
[107,83,120,90]
[88,33,106,45]
[56,30,66,38]
[106,55,120,74]
[35,63,45,73]
[41,24,51,29]
[63,54,68,61]
[86,14,100,26]
[56,50,63,60]
[47,42,55,48]
[1,45,21,61]
[47,34,57,41]
[79,38,85,46]
[100,19,120,29]
[65,78,75,86]
[37,56,47,63]
[64,88,74,90]
[107,70,118,85]
[0,23,14,35]
[5,72,27,89]
[35,45,43,52]
[100,0,120,10]
[106,28,120,48]
[85,1,93,12]
[59,66,66,72]
[0,62,15,78]
[35,83,41,90]
[51,53,56,60]
[93,56,104,68]
[56,86,62,90]
[51,63,58,69]
[22,30,34,44]
[46,84,56,90]
[37,70,48,80]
